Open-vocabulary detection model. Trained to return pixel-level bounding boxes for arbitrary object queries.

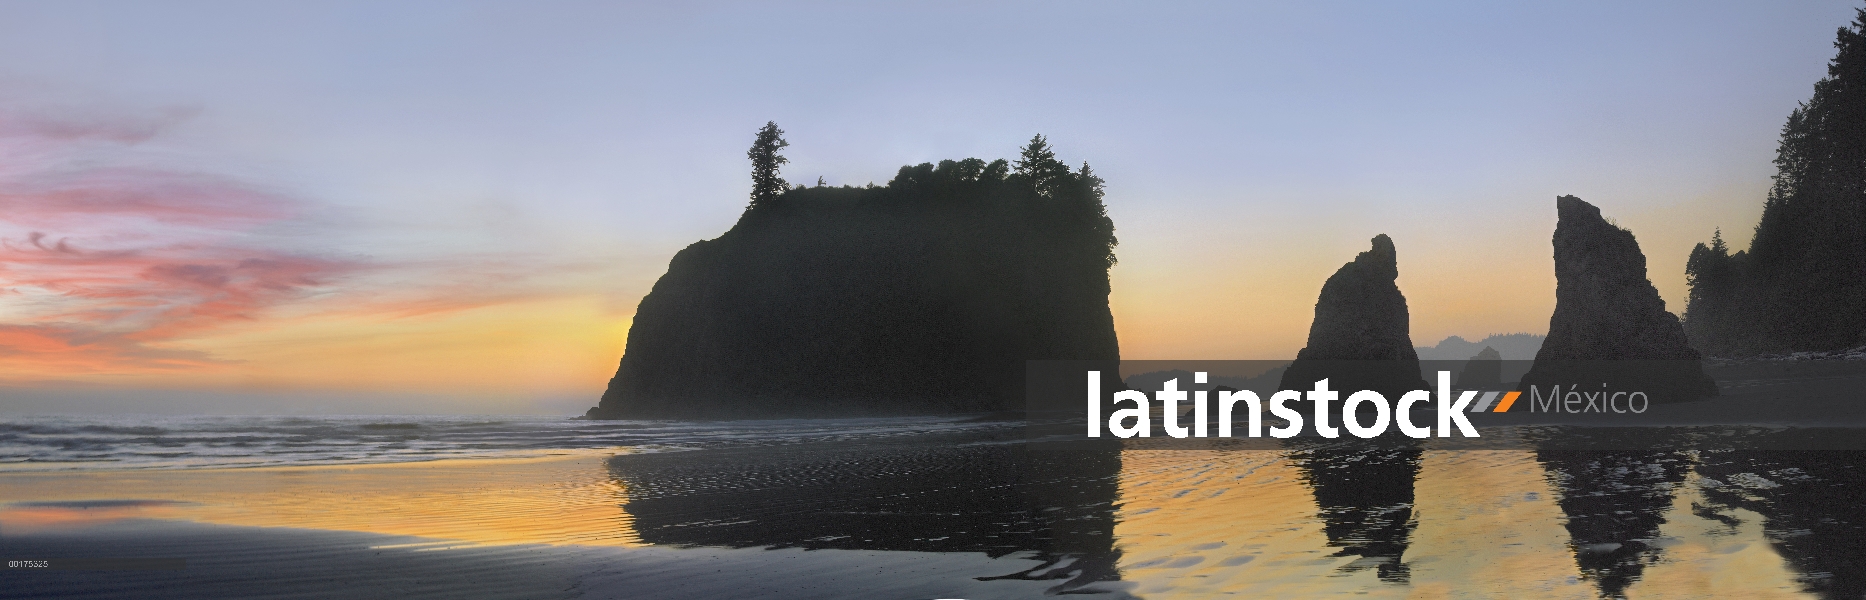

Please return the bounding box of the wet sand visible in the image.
[1,518,1089,599]
[4,427,1862,598]
[0,439,1130,599]
[1,452,641,548]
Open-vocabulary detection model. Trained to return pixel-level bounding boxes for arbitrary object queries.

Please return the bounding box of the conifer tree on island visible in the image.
[1013,134,1074,198]
[747,121,789,208]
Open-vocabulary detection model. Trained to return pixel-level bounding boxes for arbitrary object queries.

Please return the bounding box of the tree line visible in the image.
[1686,9,1866,355]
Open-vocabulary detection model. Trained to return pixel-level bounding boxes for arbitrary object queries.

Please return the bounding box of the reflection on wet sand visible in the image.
[1628,468,1807,599]
[1406,449,1587,598]
[4,425,1861,598]
[1112,447,1361,596]
[0,451,638,547]
[1289,439,1423,581]
[1534,432,1695,597]
[606,433,1127,594]
[1694,449,1866,599]
[1106,435,1840,598]
[1113,446,1582,597]
[1525,429,1841,599]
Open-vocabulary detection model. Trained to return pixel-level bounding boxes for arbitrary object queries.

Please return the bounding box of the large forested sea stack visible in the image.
[586,132,1120,418]
[1522,196,1717,402]
[1685,10,1866,355]
[1278,234,1427,397]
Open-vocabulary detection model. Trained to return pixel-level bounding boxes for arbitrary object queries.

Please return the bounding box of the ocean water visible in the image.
[0,414,1013,471]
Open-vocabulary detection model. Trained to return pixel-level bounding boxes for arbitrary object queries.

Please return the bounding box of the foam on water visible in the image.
[0,414,1011,471]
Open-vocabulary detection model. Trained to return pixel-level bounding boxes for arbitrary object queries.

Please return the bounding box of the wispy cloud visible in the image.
[1,167,290,227]
[0,88,679,389]
[0,324,221,370]
[0,104,362,372]
[0,105,195,145]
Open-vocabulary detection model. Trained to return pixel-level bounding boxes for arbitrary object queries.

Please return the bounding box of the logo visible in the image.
[1086,370,1489,439]
[1522,384,1649,414]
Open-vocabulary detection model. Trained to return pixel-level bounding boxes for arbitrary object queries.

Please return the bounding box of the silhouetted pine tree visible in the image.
[747,121,790,208]
[1069,162,1117,269]
[1685,9,1866,354]
[1013,135,1074,198]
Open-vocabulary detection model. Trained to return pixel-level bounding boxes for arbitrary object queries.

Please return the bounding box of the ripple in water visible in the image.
[0,414,1015,471]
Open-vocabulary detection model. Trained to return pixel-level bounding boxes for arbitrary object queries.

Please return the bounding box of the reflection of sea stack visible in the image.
[1521,196,1717,402]
[1290,441,1423,582]
[1457,346,1503,389]
[608,435,1125,594]
[1279,234,1427,396]
[1535,437,1692,598]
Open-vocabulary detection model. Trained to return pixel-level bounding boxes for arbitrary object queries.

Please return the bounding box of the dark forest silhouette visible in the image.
[586,128,1120,418]
[1685,10,1866,355]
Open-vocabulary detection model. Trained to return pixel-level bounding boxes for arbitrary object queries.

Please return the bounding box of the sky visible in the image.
[0,0,1858,414]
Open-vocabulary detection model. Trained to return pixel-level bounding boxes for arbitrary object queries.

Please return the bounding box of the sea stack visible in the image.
[1520,196,1717,402]
[1457,346,1503,389]
[586,152,1121,419]
[1279,234,1428,397]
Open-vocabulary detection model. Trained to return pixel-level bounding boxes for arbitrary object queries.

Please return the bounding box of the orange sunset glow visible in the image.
[0,1,1842,417]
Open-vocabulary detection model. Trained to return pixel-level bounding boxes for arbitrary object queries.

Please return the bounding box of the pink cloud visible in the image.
[4,238,357,336]
[0,105,362,372]
[0,105,194,144]
[0,324,222,371]
[0,167,292,228]
[0,101,616,376]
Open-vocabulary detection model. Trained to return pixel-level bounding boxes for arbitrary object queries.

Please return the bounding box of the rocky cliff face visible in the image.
[586,158,1120,418]
[1522,196,1717,402]
[1278,234,1427,396]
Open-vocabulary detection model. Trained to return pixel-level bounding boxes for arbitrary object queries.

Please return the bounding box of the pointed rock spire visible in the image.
[1279,234,1427,396]
[1522,196,1717,402]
